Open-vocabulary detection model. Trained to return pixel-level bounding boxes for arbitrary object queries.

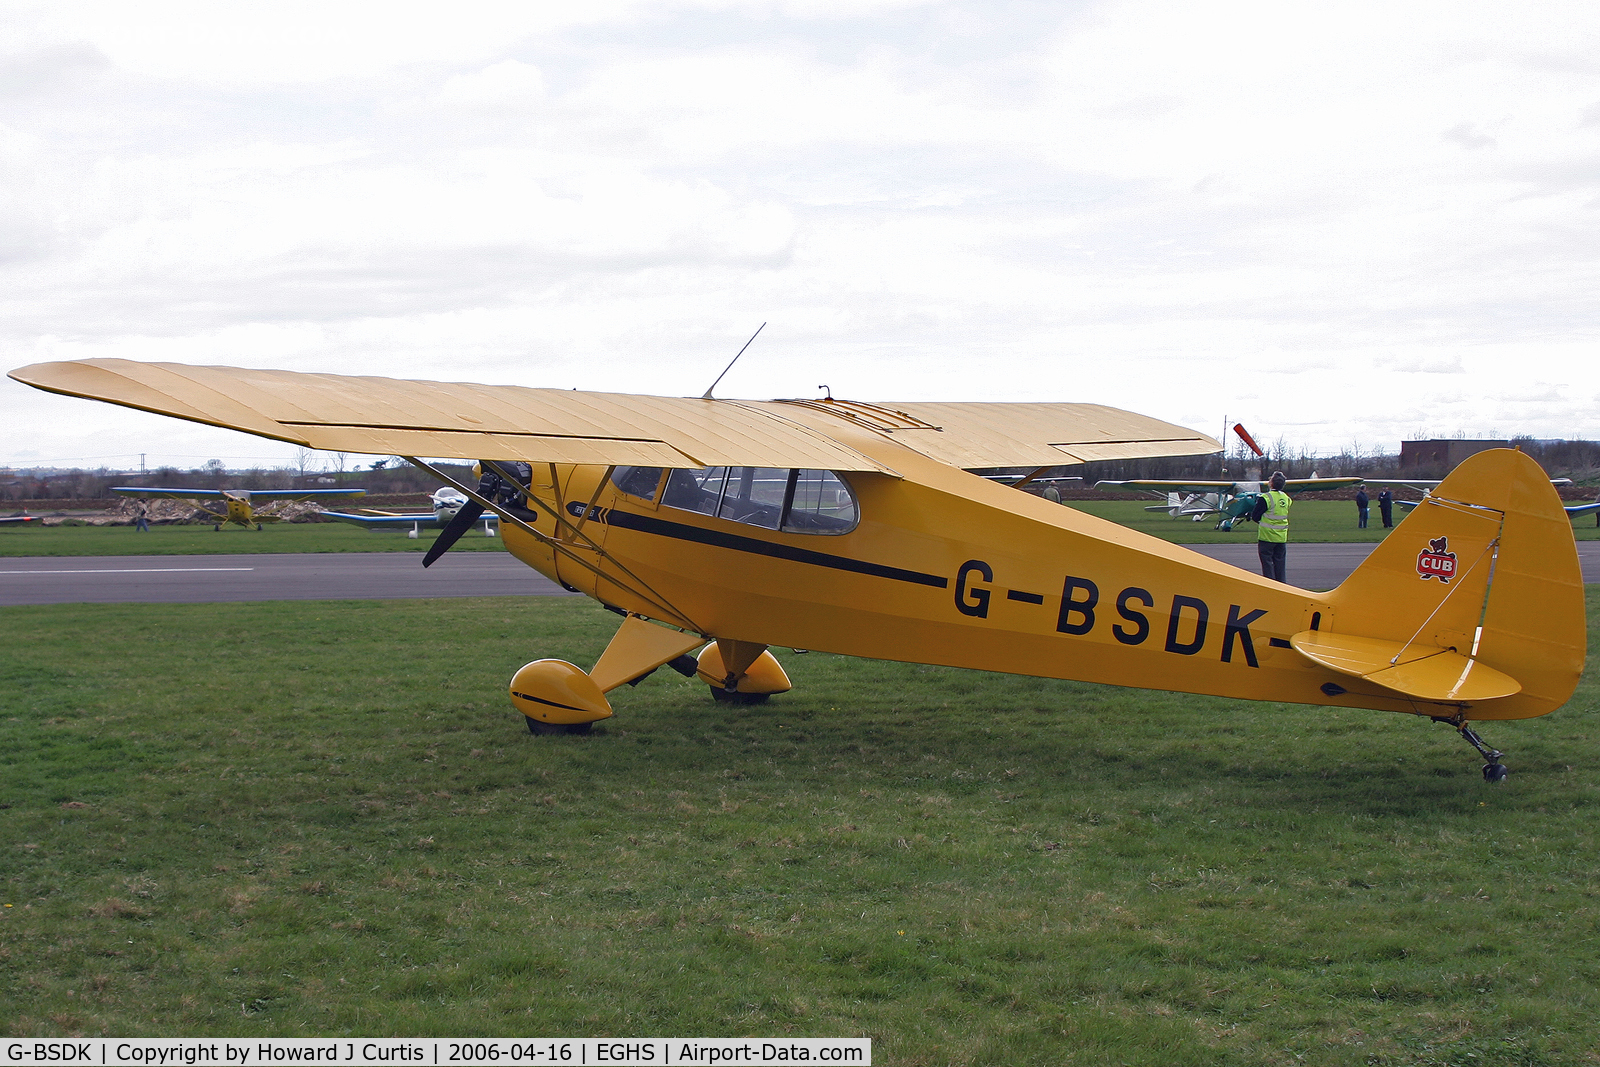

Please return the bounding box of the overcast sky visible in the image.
[3,0,1598,471]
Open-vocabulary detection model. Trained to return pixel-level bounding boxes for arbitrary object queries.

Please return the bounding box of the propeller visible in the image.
[422,461,532,568]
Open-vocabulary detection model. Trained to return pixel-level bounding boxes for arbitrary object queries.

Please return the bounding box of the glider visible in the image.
[10,358,1586,780]
[111,485,366,530]
[1093,474,1363,529]
[1093,424,1360,529]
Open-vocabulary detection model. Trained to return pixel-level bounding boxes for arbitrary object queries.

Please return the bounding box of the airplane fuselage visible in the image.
[503,455,1333,707]
[491,415,1578,724]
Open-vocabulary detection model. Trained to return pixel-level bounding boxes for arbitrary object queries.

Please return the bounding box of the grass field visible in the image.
[0,521,510,556]
[5,499,1598,557]
[3,594,1598,1063]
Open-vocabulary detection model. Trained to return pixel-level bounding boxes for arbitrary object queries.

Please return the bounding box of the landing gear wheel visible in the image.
[1434,715,1508,782]
[213,524,221,531]
[525,718,594,736]
[710,687,769,705]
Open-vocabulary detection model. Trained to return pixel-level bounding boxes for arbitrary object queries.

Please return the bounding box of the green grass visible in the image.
[0,521,511,556]
[3,594,1599,1063]
[1066,498,1600,543]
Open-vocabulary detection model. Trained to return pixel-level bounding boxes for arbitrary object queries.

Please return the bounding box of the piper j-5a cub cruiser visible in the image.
[9,358,1585,781]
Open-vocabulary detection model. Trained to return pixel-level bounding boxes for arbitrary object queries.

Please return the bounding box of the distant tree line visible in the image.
[7,440,1599,504]
[1002,437,1600,487]
[1,457,478,501]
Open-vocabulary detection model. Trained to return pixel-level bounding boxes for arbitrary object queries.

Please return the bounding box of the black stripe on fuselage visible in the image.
[600,509,950,589]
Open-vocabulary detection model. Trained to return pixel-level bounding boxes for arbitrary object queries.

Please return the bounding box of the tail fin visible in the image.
[1308,449,1584,720]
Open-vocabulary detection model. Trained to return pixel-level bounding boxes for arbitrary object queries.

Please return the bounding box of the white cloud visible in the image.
[5,0,1600,468]
[437,60,545,109]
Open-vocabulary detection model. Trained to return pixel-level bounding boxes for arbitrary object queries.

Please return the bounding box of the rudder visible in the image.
[1317,449,1584,720]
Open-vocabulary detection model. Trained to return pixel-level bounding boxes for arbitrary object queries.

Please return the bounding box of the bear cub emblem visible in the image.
[1416,536,1458,583]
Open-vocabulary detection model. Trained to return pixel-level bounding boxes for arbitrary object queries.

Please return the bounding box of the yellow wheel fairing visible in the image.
[508,660,613,725]
[695,644,793,695]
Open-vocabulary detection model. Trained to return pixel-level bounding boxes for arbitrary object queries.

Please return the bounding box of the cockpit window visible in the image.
[656,466,858,535]
[662,467,729,515]
[611,466,665,501]
[717,467,788,530]
[782,470,857,533]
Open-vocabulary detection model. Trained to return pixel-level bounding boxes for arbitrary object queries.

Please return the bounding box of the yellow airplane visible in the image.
[10,359,1586,780]
[111,485,366,530]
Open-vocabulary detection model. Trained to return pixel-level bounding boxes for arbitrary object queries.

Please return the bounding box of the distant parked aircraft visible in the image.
[320,487,498,538]
[1368,479,1595,520]
[1093,423,1360,529]
[111,486,366,530]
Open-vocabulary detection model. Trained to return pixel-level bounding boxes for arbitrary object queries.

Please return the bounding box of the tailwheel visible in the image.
[1433,715,1508,782]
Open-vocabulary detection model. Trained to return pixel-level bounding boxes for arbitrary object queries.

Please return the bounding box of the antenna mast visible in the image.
[702,322,766,399]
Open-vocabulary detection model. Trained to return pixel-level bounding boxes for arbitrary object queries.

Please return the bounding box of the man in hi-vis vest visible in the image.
[1250,471,1291,582]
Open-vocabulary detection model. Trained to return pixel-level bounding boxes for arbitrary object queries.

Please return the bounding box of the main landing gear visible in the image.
[1433,715,1508,782]
[506,616,793,735]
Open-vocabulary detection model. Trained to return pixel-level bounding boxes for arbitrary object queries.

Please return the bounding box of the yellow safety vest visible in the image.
[1258,490,1290,543]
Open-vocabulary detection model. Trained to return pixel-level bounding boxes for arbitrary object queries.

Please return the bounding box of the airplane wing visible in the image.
[1095,479,1239,494]
[1364,479,1440,490]
[9,359,1220,473]
[0,515,36,525]
[244,489,368,500]
[791,400,1220,467]
[320,510,473,528]
[111,486,229,499]
[1097,476,1362,495]
[110,486,366,500]
[1566,501,1600,517]
[1283,477,1363,493]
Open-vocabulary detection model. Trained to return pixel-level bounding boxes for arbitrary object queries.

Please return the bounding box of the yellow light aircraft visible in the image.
[10,359,1586,780]
[111,485,366,530]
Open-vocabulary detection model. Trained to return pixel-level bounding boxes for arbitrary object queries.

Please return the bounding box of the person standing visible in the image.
[134,501,150,533]
[1379,487,1394,528]
[1355,486,1369,529]
[1251,471,1291,582]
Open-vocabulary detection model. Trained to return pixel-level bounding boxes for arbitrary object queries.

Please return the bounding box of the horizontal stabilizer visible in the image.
[1291,631,1520,702]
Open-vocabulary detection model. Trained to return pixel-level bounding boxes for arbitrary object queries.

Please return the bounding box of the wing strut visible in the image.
[403,457,702,633]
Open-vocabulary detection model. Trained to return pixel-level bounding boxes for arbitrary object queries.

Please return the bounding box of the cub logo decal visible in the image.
[1417,535,1457,583]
